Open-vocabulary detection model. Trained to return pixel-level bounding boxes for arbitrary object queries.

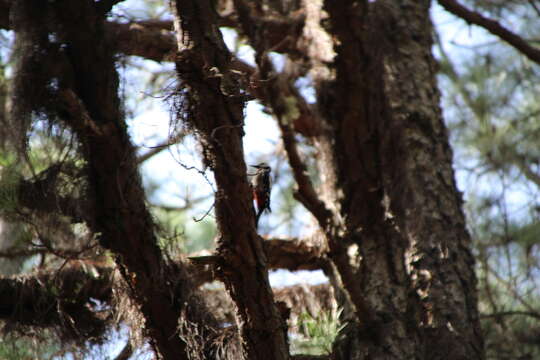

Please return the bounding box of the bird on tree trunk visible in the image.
[250,163,272,229]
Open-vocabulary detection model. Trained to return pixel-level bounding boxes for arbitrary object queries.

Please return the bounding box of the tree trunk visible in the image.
[314,0,484,358]
[10,1,194,359]
[170,1,290,359]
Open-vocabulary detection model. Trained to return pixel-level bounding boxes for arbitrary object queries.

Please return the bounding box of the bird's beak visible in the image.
[250,164,260,168]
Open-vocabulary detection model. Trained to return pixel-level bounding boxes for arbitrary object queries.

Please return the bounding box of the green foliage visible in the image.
[482,309,540,360]
[184,218,216,252]
[435,2,540,357]
[290,308,344,355]
[0,335,60,360]
[0,341,34,360]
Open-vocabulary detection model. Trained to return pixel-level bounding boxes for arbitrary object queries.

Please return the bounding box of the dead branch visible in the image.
[0,259,244,357]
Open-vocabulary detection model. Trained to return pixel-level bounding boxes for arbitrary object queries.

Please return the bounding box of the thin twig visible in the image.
[193,202,215,222]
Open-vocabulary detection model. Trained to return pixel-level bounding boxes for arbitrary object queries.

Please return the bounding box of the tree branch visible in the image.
[114,340,134,360]
[0,263,114,341]
[187,282,335,327]
[1,232,325,289]
[0,258,332,358]
[105,21,176,63]
[513,153,540,189]
[136,130,187,164]
[189,236,328,286]
[280,112,332,229]
[436,33,540,190]
[480,311,540,321]
[438,0,540,65]
[0,261,245,356]
[265,237,327,271]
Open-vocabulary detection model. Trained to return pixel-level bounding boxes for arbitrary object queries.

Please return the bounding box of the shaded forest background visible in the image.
[0,0,538,359]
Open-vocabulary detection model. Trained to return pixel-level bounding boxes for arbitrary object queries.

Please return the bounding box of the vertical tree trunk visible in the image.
[314,0,484,358]
[10,1,193,359]
[170,1,290,359]
[376,1,483,357]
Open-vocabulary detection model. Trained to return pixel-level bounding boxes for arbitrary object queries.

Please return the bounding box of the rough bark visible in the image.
[315,0,483,358]
[376,1,483,358]
[170,1,289,359]
[313,0,416,356]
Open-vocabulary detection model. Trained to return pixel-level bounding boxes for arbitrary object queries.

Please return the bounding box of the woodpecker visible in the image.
[250,162,272,228]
